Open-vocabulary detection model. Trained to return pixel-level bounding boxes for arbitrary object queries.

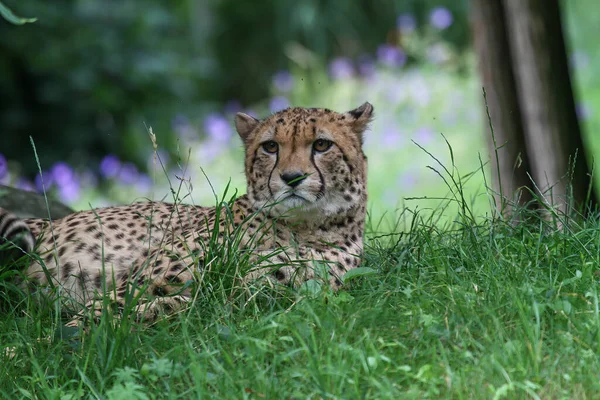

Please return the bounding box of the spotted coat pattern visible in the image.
[0,103,374,323]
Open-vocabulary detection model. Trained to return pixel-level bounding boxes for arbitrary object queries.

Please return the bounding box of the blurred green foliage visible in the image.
[0,0,209,175]
[210,0,470,103]
[0,1,37,24]
[0,0,468,177]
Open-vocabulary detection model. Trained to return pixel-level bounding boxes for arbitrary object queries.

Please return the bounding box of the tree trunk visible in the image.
[470,0,536,216]
[503,0,597,215]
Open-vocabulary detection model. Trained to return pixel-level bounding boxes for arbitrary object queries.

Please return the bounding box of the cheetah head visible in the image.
[235,103,373,219]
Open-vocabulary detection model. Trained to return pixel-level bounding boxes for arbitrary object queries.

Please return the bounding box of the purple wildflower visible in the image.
[408,77,431,106]
[357,54,376,78]
[429,7,453,30]
[243,109,258,119]
[272,70,294,92]
[35,171,54,192]
[118,162,139,185]
[0,171,10,185]
[224,100,243,114]
[414,127,434,145]
[51,162,75,187]
[171,114,190,131]
[203,113,232,143]
[100,154,121,178]
[385,78,406,105]
[0,154,7,179]
[15,178,35,192]
[398,171,418,189]
[173,114,198,144]
[269,96,290,113]
[377,45,407,68]
[382,127,403,148]
[58,179,80,203]
[135,173,153,194]
[397,13,416,33]
[329,57,354,80]
[195,140,222,163]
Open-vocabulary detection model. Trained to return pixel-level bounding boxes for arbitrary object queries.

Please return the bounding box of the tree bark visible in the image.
[503,0,597,214]
[470,0,536,215]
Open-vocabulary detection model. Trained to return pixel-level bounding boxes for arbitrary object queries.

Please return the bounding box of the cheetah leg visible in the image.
[64,293,123,328]
[243,248,350,290]
[117,242,199,323]
[64,291,193,328]
[130,294,192,323]
[65,245,200,328]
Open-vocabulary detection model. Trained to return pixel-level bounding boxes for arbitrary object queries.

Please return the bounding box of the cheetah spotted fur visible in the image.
[0,103,373,325]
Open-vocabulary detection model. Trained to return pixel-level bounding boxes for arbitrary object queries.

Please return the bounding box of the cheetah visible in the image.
[0,103,373,324]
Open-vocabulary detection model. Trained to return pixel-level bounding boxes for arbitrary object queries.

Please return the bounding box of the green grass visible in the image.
[2,187,600,398]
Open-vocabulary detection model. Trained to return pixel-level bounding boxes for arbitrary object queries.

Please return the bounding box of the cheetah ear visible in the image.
[345,102,374,142]
[235,112,260,142]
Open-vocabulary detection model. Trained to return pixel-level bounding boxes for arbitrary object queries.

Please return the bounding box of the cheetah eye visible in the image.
[261,141,279,154]
[313,139,333,153]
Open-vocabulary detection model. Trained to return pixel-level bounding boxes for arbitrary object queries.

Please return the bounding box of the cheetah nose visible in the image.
[280,172,307,188]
